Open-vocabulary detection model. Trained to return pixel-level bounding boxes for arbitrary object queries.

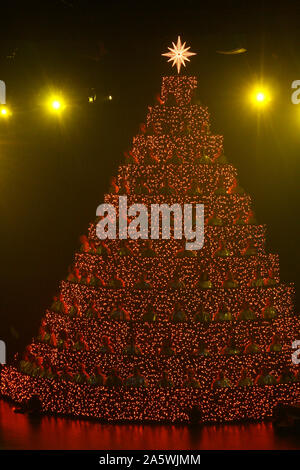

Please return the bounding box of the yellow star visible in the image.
[162,36,196,74]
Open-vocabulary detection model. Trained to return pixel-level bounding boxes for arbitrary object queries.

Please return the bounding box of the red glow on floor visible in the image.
[0,399,299,450]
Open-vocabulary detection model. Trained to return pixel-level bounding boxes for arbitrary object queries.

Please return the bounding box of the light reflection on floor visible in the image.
[0,400,299,450]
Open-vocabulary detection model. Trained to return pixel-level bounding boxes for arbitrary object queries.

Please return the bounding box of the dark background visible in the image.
[0,0,299,359]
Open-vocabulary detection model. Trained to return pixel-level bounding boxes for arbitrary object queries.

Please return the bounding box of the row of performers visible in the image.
[36,329,287,356]
[109,175,245,196]
[123,147,228,166]
[80,238,262,260]
[66,268,278,292]
[19,355,300,388]
[51,298,280,322]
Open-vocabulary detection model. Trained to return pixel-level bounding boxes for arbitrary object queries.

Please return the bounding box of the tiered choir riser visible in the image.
[72,253,280,287]
[86,225,267,256]
[2,369,300,423]
[116,163,237,192]
[131,134,223,162]
[59,282,294,320]
[25,343,299,387]
[41,308,299,354]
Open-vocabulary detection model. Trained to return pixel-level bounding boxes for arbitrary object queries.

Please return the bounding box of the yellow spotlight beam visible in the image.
[250,87,271,107]
[0,105,11,117]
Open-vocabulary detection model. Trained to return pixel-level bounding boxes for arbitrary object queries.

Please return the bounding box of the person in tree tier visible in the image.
[262,298,278,320]
[95,240,111,258]
[57,329,73,351]
[51,295,64,313]
[212,371,232,389]
[176,242,197,258]
[99,335,114,354]
[109,176,119,194]
[193,340,210,357]
[49,363,60,380]
[43,357,54,379]
[38,323,57,347]
[170,302,187,323]
[134,177,150,195]
[223,271,239,289]
[278,367,296,384]
[123,338,141,356]
[241,239,257,257]
[194,306,211,324]
[19,345,34,375]
[68,299,80,319]
[166,149,184,165]
[194,152,212,165]
[206,212,224,226]
[268,334,282,353]
[66,265,80,283]
[158,370,174,388]
[237,369,253,387]
[238,302,257,321]
[89,272,105,288]
[244,336,261,354]
[118,177,130,195]
[186,179,203,196]
[110,303,130,321]
[79,270,90,286]
[31,357,45,378]
[118,240,134,257]
[85,301,99,319]
[264,269,277,287]
[255,368,276,386]
[89,365,105,386]
[37,319,47,342]
[73,332,89,352]
[234,211,246,226]
[124,149,139,165]
[228,178,245,195]
[144,148,160,164]
[134,272,152,290]
[74,363,90,384]
[159,176,175,195]
[159,338,175,357]
[141,240,157,258]
[214,176,227,196]
[215,240,231,258]
[79,234,92,253]
[249,267,265,287]
[106,368,123,388]
[108,274,125,289]
[221,337,241,355]
[214,304,232,322]
[142,304,157,322]
[196,271,213,289]
[168,267,186,290]
[245,210,257,225]
[125,366,147,388]
[59,364,74,382]
[183,368,200,388]
[215,153,228,164]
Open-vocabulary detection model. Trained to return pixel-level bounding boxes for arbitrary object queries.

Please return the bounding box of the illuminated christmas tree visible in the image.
[1,39,299,422]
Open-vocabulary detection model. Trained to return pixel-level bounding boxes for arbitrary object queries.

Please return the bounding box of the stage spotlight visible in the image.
[0,106,10,117]
[52,100,61,110]
[251,87,270,107]
[256,92,265,102]
[47,95,65,113]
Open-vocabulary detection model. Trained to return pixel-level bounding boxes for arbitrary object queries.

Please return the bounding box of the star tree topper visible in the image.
[162,36,196,73]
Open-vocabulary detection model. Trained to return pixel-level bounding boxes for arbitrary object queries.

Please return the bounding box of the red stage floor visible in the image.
[0,399,299,450]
